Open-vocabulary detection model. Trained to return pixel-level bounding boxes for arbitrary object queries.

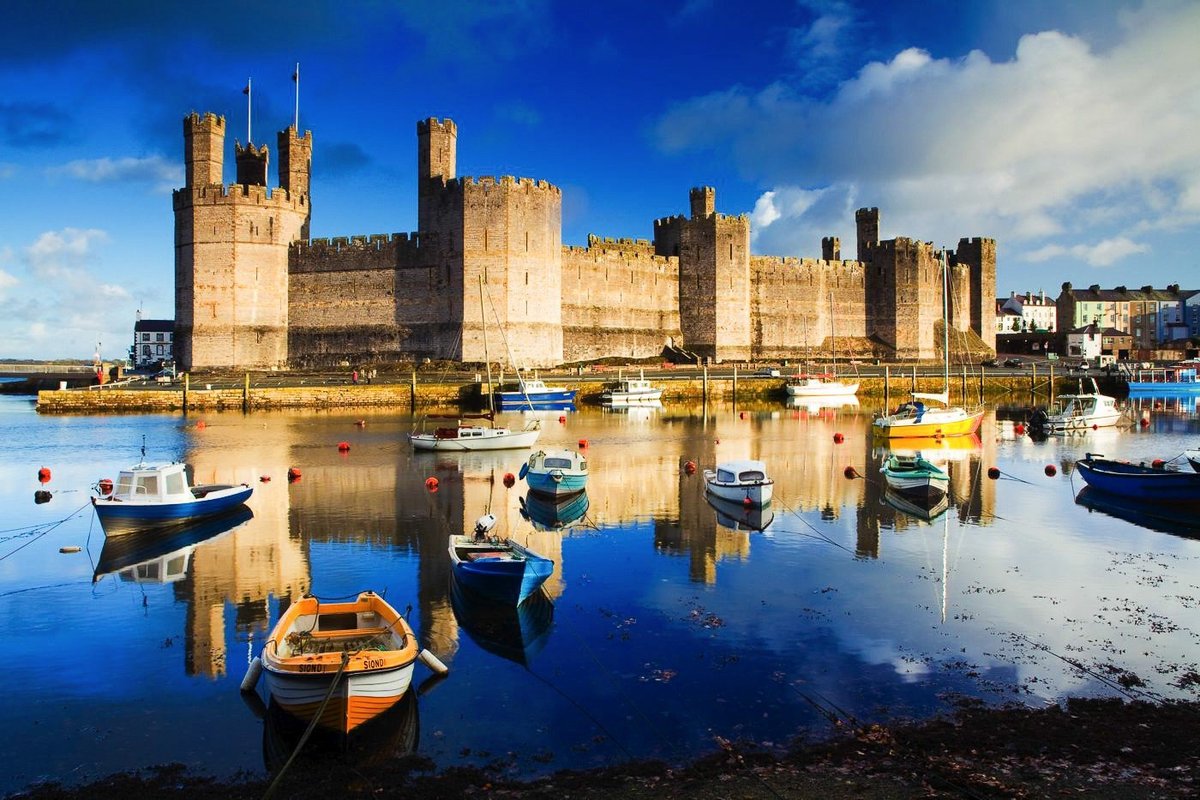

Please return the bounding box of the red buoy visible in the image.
[337,441,351,451]
[684,460,697,475]
[1044,464,1057,477]
[1140,418,1150,427]
[833,432,844,443]
[739,411,745,419]
[743,496,752,507]
[987,467,1001,480]
[260,475,271,482]
[97,478,113,496]
[287,468,302,482]
[1152,459,1165,469]
[37,467,51,484]
[503,472,515,487]
[843,466,859,479]
[558,415,566,424]
[1014,423,1026,435]
[425,477,439,492]
[578,439,588,448]
[196,420,206,430]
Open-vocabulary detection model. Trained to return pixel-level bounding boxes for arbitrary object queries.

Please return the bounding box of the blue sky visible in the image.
[1,0,1198,359]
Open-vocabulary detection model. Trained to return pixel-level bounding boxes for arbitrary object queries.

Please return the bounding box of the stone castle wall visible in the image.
[561,236,682,362]
[750,256,868,360]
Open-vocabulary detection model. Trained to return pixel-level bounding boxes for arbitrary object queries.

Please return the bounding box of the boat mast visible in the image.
[480,276,495,422]
[829,292,836,378]
[941,248,950,395]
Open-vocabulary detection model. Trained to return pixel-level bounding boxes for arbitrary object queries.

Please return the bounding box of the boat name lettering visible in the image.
[297,663,326,673]
[362,657,385,670]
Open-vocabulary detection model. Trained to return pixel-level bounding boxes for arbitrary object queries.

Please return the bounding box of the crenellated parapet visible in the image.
[444,174,563,196]
[171,182,308,212]
[290,231,433,273]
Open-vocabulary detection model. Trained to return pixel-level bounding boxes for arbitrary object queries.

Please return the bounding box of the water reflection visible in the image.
[704,492,775,531]
[1074,486,1200,539]
[784,394,860,414]
[520,489,590,531]
[880,487,948,524]
[449,576,554,666]
[260,690,419,773]
[93,506,254,583]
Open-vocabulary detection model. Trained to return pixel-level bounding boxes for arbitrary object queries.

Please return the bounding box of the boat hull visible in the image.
[449,536,554,605]
[703,475,773,507]
[409,426,540,451]
[785,380,859,397]
[872,408,984,439]
[520,490,590,530]
[92,484,253,535]
[1128,382,1200,394]
[1075,458,1200,503]
[881,472,948,504]
[601,389,663,405]
[263,663,415,734]
[494,389,577,410]
[705,493,774,531]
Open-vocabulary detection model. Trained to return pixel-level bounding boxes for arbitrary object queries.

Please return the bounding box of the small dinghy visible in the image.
[449,514,554,605]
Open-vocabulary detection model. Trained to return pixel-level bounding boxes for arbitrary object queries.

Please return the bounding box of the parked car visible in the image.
[981,358,999,368]
[758,367,780,377]
[1003,357,1024,368]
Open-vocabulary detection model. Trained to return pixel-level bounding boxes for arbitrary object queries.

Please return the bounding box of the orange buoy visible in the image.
[287,468,302,482]
[97,478,113,496]
[843,466,859,479]
[1044,464,1057,477]
[684,460,697,475]
[578,438,588,448]
[739,411,745,419]
[743,496,752,507]
[260,475,271,482]
[196,420,206,430]
[1152,459,1165,469]
[37,467,51,484]
[1014,423,1026,435]
[833,432,844,443]
[558,415,566,424]
[337,441,351,451]
[503,472,515,487]
[1140,418,1150,427]
[355,419,366,427]
[425,476,439,492]
[987,467,1001,480]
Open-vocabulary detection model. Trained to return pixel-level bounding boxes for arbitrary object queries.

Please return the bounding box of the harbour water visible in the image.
[1,393,1197,794]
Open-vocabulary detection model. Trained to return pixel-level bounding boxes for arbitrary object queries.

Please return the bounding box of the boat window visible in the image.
[115,474,134,497]
[717,469,736,482]
[544,457,573,469]
[165,471,185,495]
[135,475,158,496]
[166,556,187,577]
[738,470,766,482]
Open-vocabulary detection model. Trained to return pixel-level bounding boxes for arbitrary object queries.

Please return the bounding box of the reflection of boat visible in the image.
[449,515,554,604]
[520,490,589,531]
[703,460,773,507]
[881,487,948,523]
[785,394,859,413]
[1036,378,1123,433]
[601,372,663,405]
[93,506,253,583]
[705,492,774,531]
[1074,453,1200,503]
[262,690,419,774]
[520,449,588,498]
[1074,486,1200,539]
[872,251,983,439]
[786,294,859,397]
[91,459,252,535]
[261,591,420,734]
[880,454,949,504]
[1188,450,1200,472]
[495,378,577,410]
[878,433,981,459]
[450,575,554,667]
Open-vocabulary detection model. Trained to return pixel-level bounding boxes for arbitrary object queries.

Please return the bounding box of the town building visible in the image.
[997,290,1055,333]
[1056,283,1196,352]
[130,315,174,369]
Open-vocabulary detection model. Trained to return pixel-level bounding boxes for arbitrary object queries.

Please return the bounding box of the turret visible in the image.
[234,141,269,187]
[855,207,879,262]
[417,118,458,233]
[183,112,224,188]
[690,186,715,219]
[278,126,313,238]
[822,236,840,261]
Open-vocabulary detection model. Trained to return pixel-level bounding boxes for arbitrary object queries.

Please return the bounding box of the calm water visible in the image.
[1,392,1198,794]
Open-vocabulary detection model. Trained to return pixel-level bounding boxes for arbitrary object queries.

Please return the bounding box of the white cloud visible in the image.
[48,155,181,192]
[1024,237,1150,267]
[0,162,15,180]
[652,3,1200,278]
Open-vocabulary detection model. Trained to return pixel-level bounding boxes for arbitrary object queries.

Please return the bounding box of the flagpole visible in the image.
[293,63,300,131]
[245,77,252,143]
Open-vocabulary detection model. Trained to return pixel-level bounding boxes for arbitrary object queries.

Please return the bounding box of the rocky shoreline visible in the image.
[8,697,1196,799]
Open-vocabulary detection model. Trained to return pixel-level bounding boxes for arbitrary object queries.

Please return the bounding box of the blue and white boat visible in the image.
[1127,363,1200,395]
[450,574,555,666]
[93,505,253,582]
[448,515,555,605]
[1074,453,1200,503]
[519,449,588,498]
[703,460,773,507]
[494,378,577,410]
[521,489,590,531]
[92,460,253,535]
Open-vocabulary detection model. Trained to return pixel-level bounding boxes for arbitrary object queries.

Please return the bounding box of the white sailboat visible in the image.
[410,278,541,451]
[786,294,859,397]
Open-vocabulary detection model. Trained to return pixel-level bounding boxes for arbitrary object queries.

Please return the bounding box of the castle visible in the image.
[172,112,996,370]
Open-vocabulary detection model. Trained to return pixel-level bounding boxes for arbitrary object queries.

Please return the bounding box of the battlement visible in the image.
[417,117,457,136]
[185,111,225,130]
[654,214,688,228]
[446,174,562,195]
[297,232,424,253]
[171,182,308,211]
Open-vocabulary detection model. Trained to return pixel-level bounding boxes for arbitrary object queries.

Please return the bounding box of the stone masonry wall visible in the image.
[750,256,868,361]
[561,236,682,362]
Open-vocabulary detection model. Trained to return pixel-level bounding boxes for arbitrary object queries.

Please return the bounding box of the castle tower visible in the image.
[955,237,998,352]
[676,188,752,362]
[417,118,458,234]
[855,207,879,262]
[173,115,310,370]
[184,112,224,188]
[822,236,840,261]
[235,141,269,187]
[278,126,313,239]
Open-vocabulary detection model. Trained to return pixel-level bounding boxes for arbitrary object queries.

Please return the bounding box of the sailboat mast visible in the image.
[941,248,950,395]
[829,292,836,377]
[480,276,495,419]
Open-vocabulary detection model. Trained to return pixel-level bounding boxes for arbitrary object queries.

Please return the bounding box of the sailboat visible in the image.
[786,294,859,397]
[409,279,541,451]
[872,249,984,439]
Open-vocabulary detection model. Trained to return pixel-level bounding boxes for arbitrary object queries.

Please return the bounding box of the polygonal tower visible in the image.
[173,113,310,370]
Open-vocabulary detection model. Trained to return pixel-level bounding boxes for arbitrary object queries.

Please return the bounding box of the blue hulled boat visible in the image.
[494,378,577,410]
[520,449,588,498]
[1074,453,1200,503]
[92,460,253,535]
[448,515,554,605]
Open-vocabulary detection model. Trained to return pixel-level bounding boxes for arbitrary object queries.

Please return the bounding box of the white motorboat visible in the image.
[1034,378,1123,433]
[601,372,663,405]
[703,459,773,507]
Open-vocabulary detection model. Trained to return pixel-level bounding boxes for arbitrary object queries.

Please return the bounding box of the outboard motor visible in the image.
[473,513,497,541]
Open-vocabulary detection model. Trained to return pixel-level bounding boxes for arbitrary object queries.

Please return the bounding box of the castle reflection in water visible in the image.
[114,405,997,681]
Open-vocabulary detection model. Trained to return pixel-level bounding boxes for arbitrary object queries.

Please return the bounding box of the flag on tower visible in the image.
[242,83,250,95]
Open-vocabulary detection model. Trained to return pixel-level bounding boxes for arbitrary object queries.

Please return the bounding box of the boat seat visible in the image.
[467,551,508,561]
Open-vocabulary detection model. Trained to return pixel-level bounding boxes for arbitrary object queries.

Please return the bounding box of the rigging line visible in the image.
[771,496,857,556]
[0,500,93,562]
[1008,633,1172,706]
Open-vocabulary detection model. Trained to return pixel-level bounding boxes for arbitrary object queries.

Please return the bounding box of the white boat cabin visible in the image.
[714,460,769,484]
[111,463,192,502]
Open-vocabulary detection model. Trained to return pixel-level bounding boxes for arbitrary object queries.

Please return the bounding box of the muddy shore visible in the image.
[8,697,1196,799]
